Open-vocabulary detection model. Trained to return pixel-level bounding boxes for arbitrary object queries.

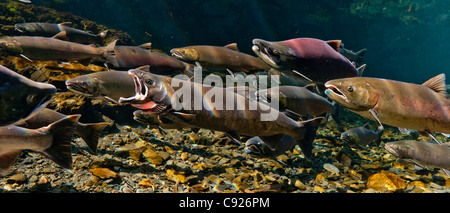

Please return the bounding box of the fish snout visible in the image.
[170,48,184,59]
[384,142,399,156]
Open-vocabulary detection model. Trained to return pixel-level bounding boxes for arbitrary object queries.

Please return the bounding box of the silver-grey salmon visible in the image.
[0,65,56,126]
[170,43,271,73]
[15,22,108,44]
[65,70,136,103]
[385,140,450,175]
[0,36,115,66]
[15,108,108,153]
[340,123,384,147]
[0,115,80,175]
[103,44,193,75]
[118,69,324,159]
[245,135,296,158]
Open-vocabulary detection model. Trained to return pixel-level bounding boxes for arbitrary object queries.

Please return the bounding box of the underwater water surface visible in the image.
[33,0,450,84]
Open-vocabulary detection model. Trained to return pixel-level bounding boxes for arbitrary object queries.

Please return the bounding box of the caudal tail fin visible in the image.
[42,115,80,171]
[296,117,324,159]
[355,48,367,66]
[76,122,109,154]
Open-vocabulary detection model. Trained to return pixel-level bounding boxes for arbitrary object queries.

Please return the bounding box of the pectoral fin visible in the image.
[442,169,450,177]
[225,131,242,145]
[52,31,68,40]
[19,54,33,62]
[78,58,92,66]
[369,109,384,131]
[292,70,314,83]
[169,112,196,123]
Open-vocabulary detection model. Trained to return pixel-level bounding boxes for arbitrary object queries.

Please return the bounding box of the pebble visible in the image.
[366,171,406,192]
[0,115,448,193]
[323,163,340,174]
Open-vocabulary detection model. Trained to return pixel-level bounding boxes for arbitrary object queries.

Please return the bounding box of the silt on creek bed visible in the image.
[0,102,449,193]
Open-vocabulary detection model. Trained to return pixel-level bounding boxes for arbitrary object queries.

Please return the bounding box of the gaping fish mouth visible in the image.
[170,49,184,60]
[324,84,349,103]
[252,41,279,69]
[119,71,170,115]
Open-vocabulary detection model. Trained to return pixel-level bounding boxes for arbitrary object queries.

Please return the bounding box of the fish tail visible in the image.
[295,117,324,159]
[76,122,109,154]
[42,115,80,171]
[355,48,367,65]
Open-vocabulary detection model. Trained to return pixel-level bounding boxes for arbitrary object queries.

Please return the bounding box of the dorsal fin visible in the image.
[422,74,446,97]
[139,42,152,50]
[326,40,341,52]
[136,65,150,72]
[59,22,72,26]
[224,43,239,51]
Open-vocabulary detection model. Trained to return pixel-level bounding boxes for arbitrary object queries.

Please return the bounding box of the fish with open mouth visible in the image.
[0,65,56,126]
[15,22,108,45]
[252,38,364,89]
[118,69,324,159]
[385,140,450,176]
[170,43,271,73]
[0,115,80,176]
[324,74,450,139]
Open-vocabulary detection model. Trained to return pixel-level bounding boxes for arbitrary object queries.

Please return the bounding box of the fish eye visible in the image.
[347,86,354,92]
[26,94,36,104]
[272,49,279,55]
[145,79,154,85]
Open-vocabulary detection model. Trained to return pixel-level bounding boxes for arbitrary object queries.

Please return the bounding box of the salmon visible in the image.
[324,74,450,134]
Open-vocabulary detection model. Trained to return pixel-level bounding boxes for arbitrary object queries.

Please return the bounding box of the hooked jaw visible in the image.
[65,80,96,97]
[119,70,170,115]
[252,39,280,69]
[170,49,184,60]
[324,82,349,103]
